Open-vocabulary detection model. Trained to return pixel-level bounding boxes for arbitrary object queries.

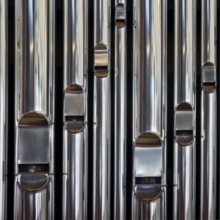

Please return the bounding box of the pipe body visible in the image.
[200,0,217,219]
[93,0,111,219]
[114,0,127,219]
[132,0,167,219]
[63,0,88,219]
[173,1,197,219]
[14,0,55,219]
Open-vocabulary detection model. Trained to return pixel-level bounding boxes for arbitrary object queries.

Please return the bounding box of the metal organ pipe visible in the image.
[114,0,127,219]
[200,0,217,219]
[132,0,167,219]
[63,0,88,219]
[173,0,197,219]
[14,0,55,219]
[93,0,111,219]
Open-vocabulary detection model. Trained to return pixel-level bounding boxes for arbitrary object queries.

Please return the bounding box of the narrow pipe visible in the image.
[173,0,197,219]
[93,0,111,219]
[114,0,127,219]
[200,0,217,218]
[0,0,7,219]
[63,0,88,219]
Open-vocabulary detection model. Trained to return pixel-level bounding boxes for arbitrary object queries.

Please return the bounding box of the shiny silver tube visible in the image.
[173,0,196,219]
[114,0,127,219]
[63,0,88,219]
[200,0,217,219]
[0,0,7,219]
[132,0,167,219]
[14,0,55,219]
[93,0,111,219]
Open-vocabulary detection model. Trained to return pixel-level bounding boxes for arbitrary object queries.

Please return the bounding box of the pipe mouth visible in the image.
[202,62,216,93]
[19,112,49,127]
[135,133,162,147]
[175,102,194,146]
[17,165,50,192]
[94,43,109,78]
[64,84,85,133]
[115,3,126,28]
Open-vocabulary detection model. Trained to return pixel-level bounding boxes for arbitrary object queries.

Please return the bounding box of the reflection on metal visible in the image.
[93,0,111,219]
[14,0,55,219]
[200,0,217,219]
[132,0,167,219]
[173,0,196,219]
[0,0,7,219]
[114,0,127,219]
[63,0,88,219]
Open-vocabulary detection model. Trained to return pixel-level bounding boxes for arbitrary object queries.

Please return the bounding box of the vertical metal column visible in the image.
[93,0,111,219]
[0,0,7,219]
[14,0,55,219]
[114,1,127,219]
[173,0,196,219]
[200,0,217,219]
[132,0,167,219]
[63,0,88,219]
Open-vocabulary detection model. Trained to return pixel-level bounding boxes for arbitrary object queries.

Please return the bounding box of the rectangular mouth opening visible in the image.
[94,44,109,78]
[203,82,215,87]
[94,65,108,71]
[135,177,161,185]
[18,164,49,173]
[176,130,193,136]
[115,19,126,28]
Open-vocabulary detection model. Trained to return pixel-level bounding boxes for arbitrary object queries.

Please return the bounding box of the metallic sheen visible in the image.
[14,0,55,219]
[63,0,88,219]
[132,0,167,219]
[114,1,127,219]
[0,0,7,219]
[200,0,217,218]
[174,0,196,219]
[93,0,111,219]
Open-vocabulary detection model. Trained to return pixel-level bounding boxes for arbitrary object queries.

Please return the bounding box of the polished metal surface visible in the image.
[2,1,220,219]
[63,0,88,219]
[114,0,127,219]
[93,78,111,220]
[14,177,54,220]
[201,93,217,219]
[93,0,111,219]
[0,0,7,219]
[200,0,217,219]
[132,0,167,219]
[174,0,196,219]
[14,0,55,219]
[15,0,54,120]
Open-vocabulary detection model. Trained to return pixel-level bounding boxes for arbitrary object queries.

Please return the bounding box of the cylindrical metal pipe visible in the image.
[93,0,111,219]
[63,0,88,219]
[132,0,167,219]
[114,1,127,219]
[173,0,196,219]
[200,0,217,219]
[14,0,55,219]
[0,0,7,219]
